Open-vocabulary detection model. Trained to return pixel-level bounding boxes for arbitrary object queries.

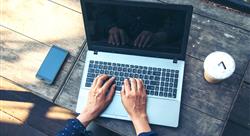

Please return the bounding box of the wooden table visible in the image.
[54,1,250,136]
[1,0,249,136]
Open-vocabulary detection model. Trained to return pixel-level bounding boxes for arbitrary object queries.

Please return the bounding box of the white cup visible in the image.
[204,51,235,83]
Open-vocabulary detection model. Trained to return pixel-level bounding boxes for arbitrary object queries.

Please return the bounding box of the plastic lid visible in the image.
[204,51,235,80]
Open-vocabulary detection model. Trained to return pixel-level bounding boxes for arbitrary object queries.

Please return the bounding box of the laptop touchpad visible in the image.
[101,94,128,117]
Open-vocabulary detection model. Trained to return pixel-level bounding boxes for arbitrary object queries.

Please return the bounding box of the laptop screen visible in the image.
[82,0,192,59]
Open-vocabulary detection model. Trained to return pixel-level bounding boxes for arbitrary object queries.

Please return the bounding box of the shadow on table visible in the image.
[0,89,121,136]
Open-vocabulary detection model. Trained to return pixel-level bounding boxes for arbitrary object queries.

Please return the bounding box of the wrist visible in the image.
[131,114,151,135]
[76,111,93,127]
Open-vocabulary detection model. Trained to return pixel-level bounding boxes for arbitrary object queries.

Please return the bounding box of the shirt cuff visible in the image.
[57,119,88,136]
[138,131,158,136]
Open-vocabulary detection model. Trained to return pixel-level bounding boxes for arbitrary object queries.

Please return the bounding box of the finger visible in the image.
[142,35,151,48]
[121,85,125,96]
[113,33,120,46]
[136,78,143,94]
[102,77,116,93]
[110,34,115,45]
[106,84,116,102]
[120,30,126,45]
[96,75,109,88]
[130,78,137,92]
[138,34,146,48]
[124,79,131,93]
[108,35,112,44]
[91,74,101,88]
[134,34,141,47]
[140,79,146,95]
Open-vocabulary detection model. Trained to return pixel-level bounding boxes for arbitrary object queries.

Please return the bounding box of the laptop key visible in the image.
[87,73,95,78]
[173,94,176,98]
[155,76,160,81]
[116,86,122,91]
[147,86,154,90]
[85,82,91,87]
[150,81,159,85]
[153,71,161,76]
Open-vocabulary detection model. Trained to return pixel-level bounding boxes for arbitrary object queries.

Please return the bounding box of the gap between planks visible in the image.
[52,40,87,103]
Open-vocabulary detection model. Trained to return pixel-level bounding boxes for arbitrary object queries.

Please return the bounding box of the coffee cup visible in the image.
[204,51,235,83]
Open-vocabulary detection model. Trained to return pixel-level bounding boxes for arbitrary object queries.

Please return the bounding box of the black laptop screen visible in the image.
[84,1,188,54]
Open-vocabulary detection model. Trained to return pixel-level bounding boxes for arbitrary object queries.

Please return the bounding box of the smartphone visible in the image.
[36,45,69,84]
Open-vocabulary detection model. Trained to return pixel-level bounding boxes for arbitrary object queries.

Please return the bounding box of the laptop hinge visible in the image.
[173,59,178,64]
[94,50,98,55]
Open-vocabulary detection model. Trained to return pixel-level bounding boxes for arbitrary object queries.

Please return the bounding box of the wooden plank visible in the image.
[222,120,250,136]
[229,84,250,129]
[79,43,88,62]
[182,56,242,120]
[0,111,47,136]
[1,0,85,57]
[244,61,250,83]
[0,26,75,100]
[55,60,85,110]
[137,0,250,31]
[186,14,250,76]
[0,89,77,136]
[49,0,82,13]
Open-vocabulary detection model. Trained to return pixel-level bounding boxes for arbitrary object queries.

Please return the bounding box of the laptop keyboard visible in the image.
[85,60,179,98]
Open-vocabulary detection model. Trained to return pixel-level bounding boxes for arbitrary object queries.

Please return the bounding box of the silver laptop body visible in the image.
[76,0,193,127]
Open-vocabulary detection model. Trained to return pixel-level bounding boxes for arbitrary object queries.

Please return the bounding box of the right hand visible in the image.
[121,78,151,135]
[108,27,127,46]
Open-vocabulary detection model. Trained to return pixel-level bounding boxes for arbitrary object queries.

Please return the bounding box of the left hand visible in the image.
[134,31,153,48]
[77,75,116,127]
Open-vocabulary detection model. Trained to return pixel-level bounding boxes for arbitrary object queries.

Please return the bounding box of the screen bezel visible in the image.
[81,0,193,60]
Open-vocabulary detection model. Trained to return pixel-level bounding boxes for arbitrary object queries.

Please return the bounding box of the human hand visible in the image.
[121,78,151,135]
[108,27,127,46]
[134,31,153,48]
[77,75,116,127]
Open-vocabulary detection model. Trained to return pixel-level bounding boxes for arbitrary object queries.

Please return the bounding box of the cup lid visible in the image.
[204,51,235,79]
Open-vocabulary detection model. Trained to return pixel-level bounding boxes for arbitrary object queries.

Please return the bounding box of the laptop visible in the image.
[76,0,193,127]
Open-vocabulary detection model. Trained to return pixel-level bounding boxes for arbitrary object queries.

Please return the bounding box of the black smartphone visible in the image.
[36,45,69,84]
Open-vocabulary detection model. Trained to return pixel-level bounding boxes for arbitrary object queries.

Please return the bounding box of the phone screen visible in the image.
[36,45,68,84]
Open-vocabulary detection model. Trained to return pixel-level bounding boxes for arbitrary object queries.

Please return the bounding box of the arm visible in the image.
[121,78,157,136]
[57,75,116,136]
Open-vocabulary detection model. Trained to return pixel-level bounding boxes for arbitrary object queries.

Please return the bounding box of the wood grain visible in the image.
[0,111,47,136]
[0,26,75,100]
[136,0,250,31]
[55,59,85,110]
[229,84,250,129]
[187,14,250,76]
[49,0,82,13]
[222,120,250,136]
[244,61,250,84]
[0,89,76,136]
[1,0,85,57]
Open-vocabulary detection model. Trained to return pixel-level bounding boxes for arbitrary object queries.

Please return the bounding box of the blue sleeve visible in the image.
[138,131,158,136]
[56,119,91,136]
